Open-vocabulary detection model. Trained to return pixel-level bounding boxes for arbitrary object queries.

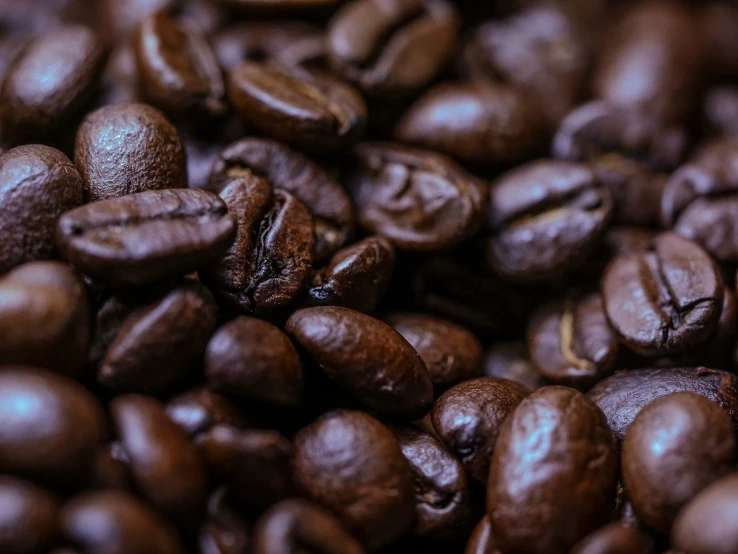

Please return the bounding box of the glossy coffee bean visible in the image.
[62,491,184,554]
[75,103,187,202]
[601,233,723,356]
[292,410,415,550]
[198,488,250,554]
[0,476,60,554]
[327,0,460,98]
[0,262,89,375]
[166,388,246,437]
[57,189,236,287]
[286,307,433,418]
[487,386,618,554]
[487,160,612,282]
[0,145,83,274]
[0,25,105,140]
[205,316,304,406]
[227,63,366,153]
[88,443,132,492]
[587,367,738,443]
[347,142,486,251]
[465,517,500,554]
[0,368,105,482]
[483,341,545,391]
[622,392,735,532]
[111,394,208,527]
[571,523,651,554]
[252,499,364,554]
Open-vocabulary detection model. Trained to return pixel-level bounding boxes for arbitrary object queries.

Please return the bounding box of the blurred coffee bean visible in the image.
[88,444,132,492]
[702,1,738,80]
[166,388,246,437]
[465,516,500,554]
[215,0,341,13]
[0,476,60,554]
[198,488,250,554]
[703,86,738,136]
[483,341,545,391]
[98,0,176,41]
[571,523,651,554]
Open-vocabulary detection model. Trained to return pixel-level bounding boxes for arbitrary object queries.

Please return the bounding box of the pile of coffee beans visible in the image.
[4,0,738,552]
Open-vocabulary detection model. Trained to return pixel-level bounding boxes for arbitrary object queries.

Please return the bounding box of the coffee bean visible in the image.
[292,410,415,550]
[98,44,138,106]
[571,523,651,554]
[347,142,486,250]
[216,0,341,13]
[703,86,738,136]
[0,145,83,273]
[483,341,546,391]
[465,517,500,554]
[487,386,618,554]
[205,316,304,406]
[286,307,433,418]
[602,227,656,257]
[587,367,738,443]
[487,160,612,282]
[198,488,250,554]
[98,0,175,40]
[57,188,236,287]
[166,388,246,437]
[88,443,132,492]
[601,233,723,356]
[0,476,60,554]
[75,103,187,202]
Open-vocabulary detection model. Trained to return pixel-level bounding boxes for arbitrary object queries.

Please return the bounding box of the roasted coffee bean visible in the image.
[391,425,469,537]
[487,386,618,554]
[395,82,544,166]
[216,0,341,13]
[227,63,366,153]
[326,0,459,98]
[292,410,415,550]
[197,424,292,508]
[208,138,354,262]
[0,368,104,482]
[587,367,738,443]
[199,488,250,554]
[75,103,187,202]
[603,227,656,257]
[98,44,138,106]
[166,388,246,437]
[205,316,304,406]
[111,394,208,527]
[432,377,529,484]
[703,86,738,136]
[0,25,105,140]
[346,142,486,250]
[98,0,176,40]
[571,523,651,554]
[387,313,482,388]
[57,188,236,287]
[487,160,612,282]
[62,490,184,554]
[252,499,364,554]
[88,443,133,492]
[465,517,500,554]
[483,341,545,391]
[91,281,219,393]
[527,293,619,388]
[303,236,395,313]
[0,145,84,274]
[134,11,227,119]
[0,262,89,376]
[622,392,735,532]
[0,476,60,554]
[601,233,723,356]
[286,307,433,418]
[276,34,329,71]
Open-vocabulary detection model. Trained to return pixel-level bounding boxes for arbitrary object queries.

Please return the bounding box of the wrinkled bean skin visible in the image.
[166,388,246,437]
[487,386,618,554]
[0,476,60,554]
[571,523,652,554]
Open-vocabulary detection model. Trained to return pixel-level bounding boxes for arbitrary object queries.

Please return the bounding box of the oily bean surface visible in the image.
[0,476,60,554]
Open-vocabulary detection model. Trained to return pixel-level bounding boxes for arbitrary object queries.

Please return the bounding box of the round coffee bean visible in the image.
[487,386,618,554]
[483,341,546,391]
[292,410,415,550]
[622,392,735,532]
[286,307,433,418]
[199,488,250,554]
[74,102,187,202]
[432,377,529,484]
[57,188,236,287]
[465,517,500,554]
[0,145,83,273]
[601,233,723,356]
[166,388,246,437]
[0,476,60,554]
[571,523,651,554]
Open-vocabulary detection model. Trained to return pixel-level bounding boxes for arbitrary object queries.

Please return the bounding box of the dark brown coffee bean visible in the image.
[111,394,208,527]
[215,0,341,13]
[603,227,656,257]
[601,233,723,356]
[586,367,738,443]
[75,103,187,202]
[0,262,89,376]
[432,377,529,484]
[276,34,329,71]
[252,499,364,554]
[487,160,612,282]
[134,11,227,119]
[88,443,133,492]
[205,316,304,406]
[98,0,175,40]
[199,488,250,554]
[57,188,236,287]
[0,367,104,482]
[488,386,618,554]
[166,388,246,437]
[0,476,60,554]
[391,425,468,537]
[0,25,105,140]
[571,523,651,554]
[0,145,83,273]
[483,341,545,391]
[346,142,486,251]
[327,0,460,98]
[227,63,366,153]
[286,307,433,418]
[62,490,184,554]
[292,410,415,550]
[387,313,482,388]
[98,44,138,106]
[465,517,500,554]
[622,392,735,532]
[395,82,545,166]
[703,86,738,136]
